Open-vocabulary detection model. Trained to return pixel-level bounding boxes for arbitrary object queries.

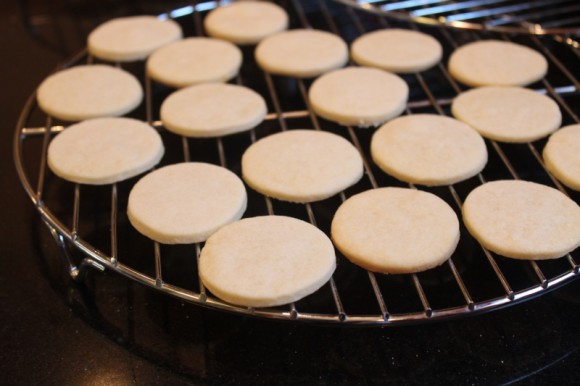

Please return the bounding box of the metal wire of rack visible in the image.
[336,0,580,36]
[14,0,580,325]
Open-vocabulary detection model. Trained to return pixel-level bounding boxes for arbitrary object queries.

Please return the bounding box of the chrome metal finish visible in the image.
[13,0,580,325]
[110,184,118,266]
[337,0,580,35]
[36,116,52,201]
[412,273,432,317]
[347,125,379,189]
[263,72,288,131]
[71,184,80,239]
[195,243,207,303]
[145,75,153,124]
[216,137,227,167]
[182,136,191,162]
[154,242,163,287]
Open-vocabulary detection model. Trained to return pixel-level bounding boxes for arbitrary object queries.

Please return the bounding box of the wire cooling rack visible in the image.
[336,0,580,35]
[14,0,580,325]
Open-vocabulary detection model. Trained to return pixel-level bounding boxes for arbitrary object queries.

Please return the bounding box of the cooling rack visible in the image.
[14,0,580,325]
[337,0,580,35]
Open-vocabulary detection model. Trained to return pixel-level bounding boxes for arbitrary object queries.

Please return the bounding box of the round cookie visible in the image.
[543,124,580,191]
[331,187,460,274]
[451,86,561,143]
[371,114,487,186]
[351,29,442,73]
[448,40,547,87]
[160,83,267,137]
[48,117,163,185]
[255,29,348,78]
[37,65,143,121]
[308,67,408,127]
[88,16,182,62]
[204,1,288,45]
[462,180,580,259]
[242,129,363,203]
[127,162,247,244]
[199,215,336,308]
[147,37,242,88]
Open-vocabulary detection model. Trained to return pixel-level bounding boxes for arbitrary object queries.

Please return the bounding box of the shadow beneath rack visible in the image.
[30,213,580,385]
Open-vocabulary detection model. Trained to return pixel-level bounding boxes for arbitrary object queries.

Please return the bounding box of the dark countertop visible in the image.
[1,1,579,385]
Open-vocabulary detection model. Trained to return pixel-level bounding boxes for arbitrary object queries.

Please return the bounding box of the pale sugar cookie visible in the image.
[37,65,143,121]
[127,162,247,244]
[371,114,487,186]
[451,86,561,143]
[48,117,163,185]
[204,1,288,45]
[462,180,580,259]
[147,37,242,88]
[308,67,408,127]
[88,16,182,62]
[255,29,348,78]
[448,40,547,87]
[543,124,580,191]
[160,83,267,137]
[331,187,460,274]
[351,29,442,73]
[199,215,336,308]
[242,129,363,203]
